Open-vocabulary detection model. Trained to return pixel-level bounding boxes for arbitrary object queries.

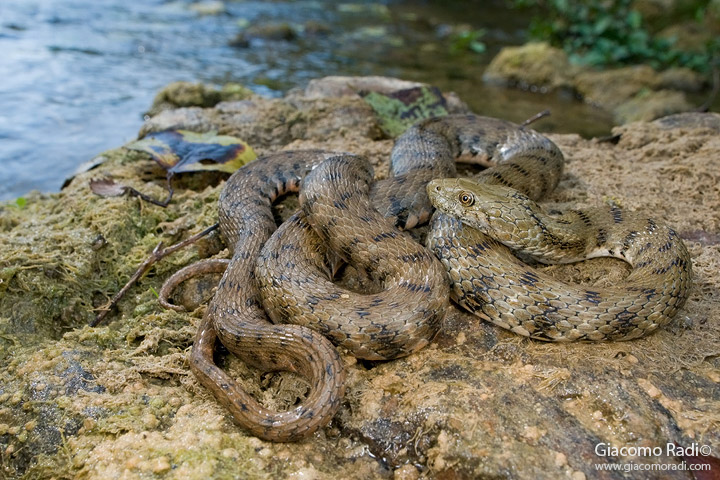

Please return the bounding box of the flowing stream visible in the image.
[0,0,613,201]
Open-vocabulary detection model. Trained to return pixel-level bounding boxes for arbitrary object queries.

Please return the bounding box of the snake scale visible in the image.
[161,114,692,441]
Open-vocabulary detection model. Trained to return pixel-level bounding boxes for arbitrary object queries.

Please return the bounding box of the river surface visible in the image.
[0,0,614,201]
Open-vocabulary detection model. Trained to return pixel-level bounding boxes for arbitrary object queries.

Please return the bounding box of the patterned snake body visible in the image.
[255,155,449,361]
[191,151,347,442]
[179,114,691,441]
[426,179,692,341]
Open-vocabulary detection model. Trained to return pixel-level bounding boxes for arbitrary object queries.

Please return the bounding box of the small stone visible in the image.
[394,464,420,480]
[142,413,159,430]
[151,456,171,474]
[257,447,273,458]
[221,448,238,459]
[125,455,141,469]
[522,426,542,442]
[646,385,662,399]
[82,418,95,431]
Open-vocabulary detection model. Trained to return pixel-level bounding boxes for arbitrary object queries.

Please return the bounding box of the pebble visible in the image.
[393,464,420,480]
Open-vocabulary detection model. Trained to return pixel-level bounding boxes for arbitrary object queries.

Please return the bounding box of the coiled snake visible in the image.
[161,114,692,441]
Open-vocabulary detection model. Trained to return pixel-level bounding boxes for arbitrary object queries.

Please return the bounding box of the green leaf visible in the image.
[627,11,642,29]
[15,197,26,209]
[126,130,257,174]
[361,86,449,138]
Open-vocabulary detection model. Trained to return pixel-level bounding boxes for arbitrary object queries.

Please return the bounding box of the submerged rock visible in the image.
[188,1,226,16]
[230,22,298,48]
[1,77,718,479]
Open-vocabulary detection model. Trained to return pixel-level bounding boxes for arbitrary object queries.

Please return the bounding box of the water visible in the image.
[0,0,613,201]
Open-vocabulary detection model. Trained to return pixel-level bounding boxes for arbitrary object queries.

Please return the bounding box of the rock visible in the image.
[575,65,661,111]
[653,111,720,129]
[482,42,575,92]
[188,1,226,16]
[484,41,709,125]
[139,107,219,138]
[614,89,693,123]
[299,75,469,114]
[302,20,332,36]
[658,67,707,92]
[230,22,297,48]
[146,81,253,116]
[303,75,427,99]
[572,65,698,123]
[1,77,718,479]
[657,21,718,51]
[631,0,695,20]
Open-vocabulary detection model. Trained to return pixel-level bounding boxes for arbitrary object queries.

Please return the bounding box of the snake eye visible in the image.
[458,191,475,207]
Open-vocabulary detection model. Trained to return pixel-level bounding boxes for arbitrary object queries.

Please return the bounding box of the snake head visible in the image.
[427,178,534,242]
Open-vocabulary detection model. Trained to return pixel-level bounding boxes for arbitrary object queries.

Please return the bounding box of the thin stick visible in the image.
[126,173,175,207]
[91,223,219,327]
[521,109,551,127]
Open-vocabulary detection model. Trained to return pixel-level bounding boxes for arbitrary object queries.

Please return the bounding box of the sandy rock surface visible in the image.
[0,77,718,479]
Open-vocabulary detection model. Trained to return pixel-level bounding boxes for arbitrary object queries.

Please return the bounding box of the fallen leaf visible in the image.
[89,178,128,197]
[126,130,256,174]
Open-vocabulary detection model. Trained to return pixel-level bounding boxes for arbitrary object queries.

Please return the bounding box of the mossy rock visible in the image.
[482,42,575,92]
[147,81,254,116]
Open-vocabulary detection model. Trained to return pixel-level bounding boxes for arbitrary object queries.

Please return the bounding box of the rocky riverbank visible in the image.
[483,42,711,124]
[0,77,718,479]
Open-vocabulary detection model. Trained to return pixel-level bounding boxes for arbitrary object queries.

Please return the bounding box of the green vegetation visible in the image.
[449,28,487,54]
[511,0,719,72]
